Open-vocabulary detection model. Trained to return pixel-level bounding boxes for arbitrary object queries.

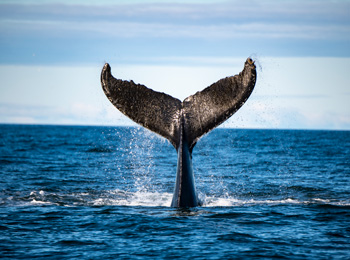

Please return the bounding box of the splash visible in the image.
[17,189,350,207]
[92,190,173,207]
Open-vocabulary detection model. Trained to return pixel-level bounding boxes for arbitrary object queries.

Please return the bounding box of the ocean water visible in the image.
[0,124,349,259]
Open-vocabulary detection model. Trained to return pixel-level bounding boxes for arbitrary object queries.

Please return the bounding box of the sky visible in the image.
[0,0,349,130]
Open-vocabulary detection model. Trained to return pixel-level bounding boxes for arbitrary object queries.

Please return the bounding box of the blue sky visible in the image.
[0,0,349,129]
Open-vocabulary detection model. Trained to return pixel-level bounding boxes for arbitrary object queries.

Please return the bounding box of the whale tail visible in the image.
[101,58,256,151]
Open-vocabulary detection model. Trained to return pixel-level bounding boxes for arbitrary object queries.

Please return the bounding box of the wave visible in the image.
[3,190,350,208]
[85,147,114,153]
[203,196,350,207]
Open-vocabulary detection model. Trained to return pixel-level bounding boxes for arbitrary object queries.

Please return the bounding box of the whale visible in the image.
[101,58,257,207]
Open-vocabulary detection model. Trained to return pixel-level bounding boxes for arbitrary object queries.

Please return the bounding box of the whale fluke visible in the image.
[101,64,182,148]
[101,58,257,207]
[101,58,256,151]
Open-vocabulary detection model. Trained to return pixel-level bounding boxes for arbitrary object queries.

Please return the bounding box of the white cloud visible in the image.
[1,1,349,41]
[2,18,349,41]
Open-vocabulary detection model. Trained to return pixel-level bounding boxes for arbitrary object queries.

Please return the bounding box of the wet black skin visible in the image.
[171,119,199,207]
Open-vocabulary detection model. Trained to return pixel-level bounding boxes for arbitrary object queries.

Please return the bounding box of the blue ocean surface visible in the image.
[0,124,349,259]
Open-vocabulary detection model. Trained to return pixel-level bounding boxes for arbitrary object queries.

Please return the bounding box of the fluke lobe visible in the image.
[101,58,257,207]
